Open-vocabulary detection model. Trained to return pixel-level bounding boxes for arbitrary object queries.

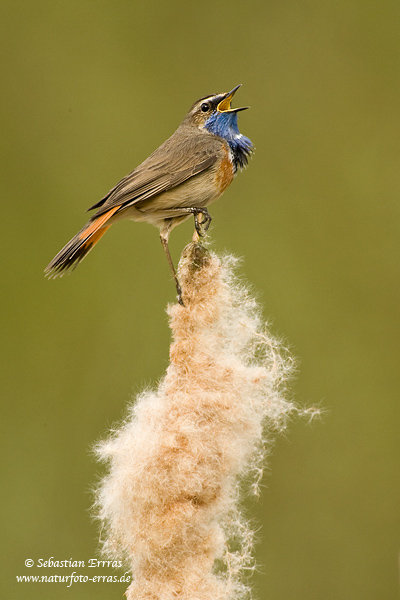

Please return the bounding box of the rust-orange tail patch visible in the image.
[45,206,119,277]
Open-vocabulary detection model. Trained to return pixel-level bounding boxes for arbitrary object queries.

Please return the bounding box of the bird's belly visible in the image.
[114,151,235,228]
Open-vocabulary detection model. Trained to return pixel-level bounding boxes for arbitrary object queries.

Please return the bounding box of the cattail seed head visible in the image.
[95,243,301,600]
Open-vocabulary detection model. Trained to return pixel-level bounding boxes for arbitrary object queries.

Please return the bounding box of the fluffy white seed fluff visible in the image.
[94,242,300,600]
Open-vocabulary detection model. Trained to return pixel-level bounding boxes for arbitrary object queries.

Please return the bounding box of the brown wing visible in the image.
[88,128,221,218]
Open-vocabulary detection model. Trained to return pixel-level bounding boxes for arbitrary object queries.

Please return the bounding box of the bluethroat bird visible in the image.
[45,85,253,304]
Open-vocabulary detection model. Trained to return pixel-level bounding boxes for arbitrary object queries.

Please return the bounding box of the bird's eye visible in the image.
[201,102,210,112]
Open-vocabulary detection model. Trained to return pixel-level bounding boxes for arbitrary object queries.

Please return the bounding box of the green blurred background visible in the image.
[1,0,399,598]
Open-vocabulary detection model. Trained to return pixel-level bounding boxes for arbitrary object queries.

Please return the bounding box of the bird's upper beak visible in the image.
[217,84,249,113]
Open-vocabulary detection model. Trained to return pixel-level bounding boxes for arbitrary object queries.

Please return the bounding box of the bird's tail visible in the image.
[45,206,119,277]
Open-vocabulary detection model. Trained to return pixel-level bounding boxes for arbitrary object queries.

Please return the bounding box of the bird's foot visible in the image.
[192,208,212,237]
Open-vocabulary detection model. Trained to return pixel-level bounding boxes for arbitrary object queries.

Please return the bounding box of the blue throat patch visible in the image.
[204,111,253,171]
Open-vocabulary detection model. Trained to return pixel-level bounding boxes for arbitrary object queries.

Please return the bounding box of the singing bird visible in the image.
[45,85,253,303]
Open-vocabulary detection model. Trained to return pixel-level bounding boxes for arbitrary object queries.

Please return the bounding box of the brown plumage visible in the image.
[45,85,252,303]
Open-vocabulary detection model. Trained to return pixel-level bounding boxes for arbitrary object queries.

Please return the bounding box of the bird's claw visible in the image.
[193,209,212,237]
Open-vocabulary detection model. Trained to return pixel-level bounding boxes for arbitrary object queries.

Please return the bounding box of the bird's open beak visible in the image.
[217,84,249,113]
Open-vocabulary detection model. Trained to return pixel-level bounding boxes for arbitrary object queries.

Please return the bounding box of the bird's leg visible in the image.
[159,229,184,306]
[159,210,211,304]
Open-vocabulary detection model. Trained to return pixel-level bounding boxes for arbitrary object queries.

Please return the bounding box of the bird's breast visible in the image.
[215,145,235,194]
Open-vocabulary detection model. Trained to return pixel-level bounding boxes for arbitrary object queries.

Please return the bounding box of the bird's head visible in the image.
[185,84,249,129]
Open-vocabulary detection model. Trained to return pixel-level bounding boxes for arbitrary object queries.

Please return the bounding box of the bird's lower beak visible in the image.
[217,84,249,113]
